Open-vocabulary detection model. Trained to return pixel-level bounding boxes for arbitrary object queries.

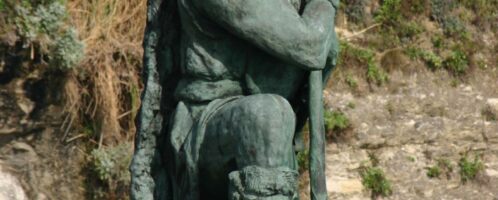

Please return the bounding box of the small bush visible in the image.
[90,142,133,198]
[459,155,484,183]
[444,50,468,75]
[345,74,358,88]
[12,1,84,69]
[427,158,453,179]
[360,167,393,197]
[0,0,5,11]
[367,62,389,85]
[432,35,444,49]
[430,0,456,23]
[404,47,423,60]
[442,18,467,38]
[398,21,424,40]
[50,28,84,69]
[401,0,428,17]
[375,0,402,26]
[359,153,392,197]
[339,42,389,85]
[296,150,309,173]
[421,51,443,70]
[324,110,350,132]
[426,166,441,178]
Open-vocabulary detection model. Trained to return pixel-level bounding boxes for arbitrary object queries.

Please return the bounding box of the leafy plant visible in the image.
[361,167,393,197]
[345,74,358,88]
[13,1,84,69]
[296,149,309,172]
[91,143,132,184]
[459,155,484,183]
[432,35,444,49]
[324,110,350,132]
[375,0,402,25]
[367,62,389,85]
[444,50,468,75]
[421,51,443,70]
[0,0,5,11]
[426,166,441,178]
[360,153,392,197]
[398,21,424,40]
[426,158,453,178]
[339,42,389,86]
[51,28,84,69]
[430,0,456,23]
[442,18,467,38]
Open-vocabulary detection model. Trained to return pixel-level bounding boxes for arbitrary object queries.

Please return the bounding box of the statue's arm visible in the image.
[194,0,335,70]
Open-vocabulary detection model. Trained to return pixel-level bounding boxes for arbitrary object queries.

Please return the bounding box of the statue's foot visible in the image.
[228,165,298,200]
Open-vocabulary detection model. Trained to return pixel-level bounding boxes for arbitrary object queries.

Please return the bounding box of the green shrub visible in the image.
[91,143,132,184]
[426,166,441,178]
[444,50,468,75]
[340,42,389,85]
[430,0,456,23]
[14,5,40,42]
[324,110,350,133]
[345,74,358,88]
[361,167,393,197]
[404,47,423,60]
[90,142,133,199]
[367,62,389,85]
[296,149,309,172]
[51,28,85,69]
[403,0,428,16]
[459,155,484,183]
[0,0,5,11]
[426,158,453,178]
[13,1,84,69]
[421,51,443,70]
[442,18,467,38]
[432,35,444,49]
[398,21,424,40]
[375,0,402,25]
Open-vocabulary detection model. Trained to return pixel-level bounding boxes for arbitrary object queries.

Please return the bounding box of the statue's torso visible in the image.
[174,0,306,103]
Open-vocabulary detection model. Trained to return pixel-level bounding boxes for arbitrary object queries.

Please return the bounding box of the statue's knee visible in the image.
[239,94,295,137]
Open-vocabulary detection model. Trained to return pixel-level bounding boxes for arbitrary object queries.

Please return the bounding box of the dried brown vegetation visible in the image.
[64,0,146,146]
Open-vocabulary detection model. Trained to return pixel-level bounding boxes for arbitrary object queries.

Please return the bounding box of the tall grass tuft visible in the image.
[65,0,146,145]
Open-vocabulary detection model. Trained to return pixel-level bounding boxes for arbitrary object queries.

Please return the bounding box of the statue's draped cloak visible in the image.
[130,0,340,199]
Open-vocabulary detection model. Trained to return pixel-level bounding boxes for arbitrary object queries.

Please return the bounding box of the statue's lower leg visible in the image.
[228,166,298,200]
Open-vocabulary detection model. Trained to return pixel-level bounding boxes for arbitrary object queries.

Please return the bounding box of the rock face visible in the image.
[310,70,498,200]
[0,67,86,200]
[485,98,498,120]
[0,168,27,200]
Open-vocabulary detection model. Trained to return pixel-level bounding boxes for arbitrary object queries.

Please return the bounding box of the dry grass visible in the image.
[64,0,146,145]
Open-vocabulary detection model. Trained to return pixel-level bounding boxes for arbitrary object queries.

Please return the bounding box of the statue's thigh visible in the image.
[200,94,296,169]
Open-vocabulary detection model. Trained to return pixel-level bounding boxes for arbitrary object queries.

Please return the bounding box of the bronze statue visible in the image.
[130,0,339,199]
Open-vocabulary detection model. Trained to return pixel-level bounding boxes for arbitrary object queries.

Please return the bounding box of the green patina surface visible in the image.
[130,0,339,199]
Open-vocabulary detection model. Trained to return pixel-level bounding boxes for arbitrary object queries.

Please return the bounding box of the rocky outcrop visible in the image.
[0,167,27,200]
[316,70,498,199]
